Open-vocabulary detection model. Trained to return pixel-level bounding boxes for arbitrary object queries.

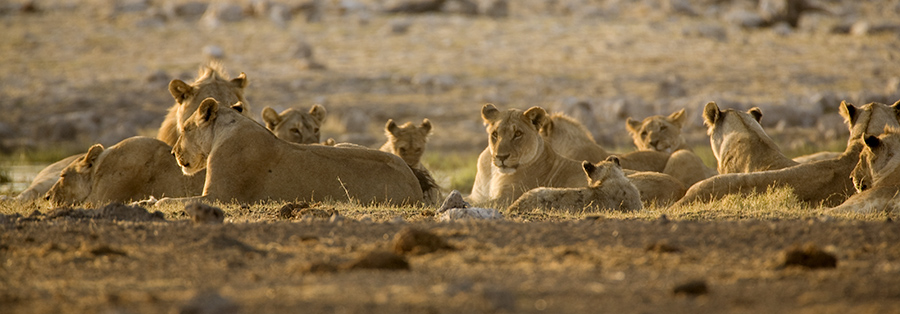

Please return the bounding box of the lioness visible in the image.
[626,108,717,187]
[379,118,442,206]
[506,156,642,213]
[794,100,900,163]
[468,104,683,206]
[158,62,250,146]
[830,128,900,214]
[703,102,799,173]
[45,137,205,207]
[13,63,250,203]
[162,98,423,206]
[261,104,327,144]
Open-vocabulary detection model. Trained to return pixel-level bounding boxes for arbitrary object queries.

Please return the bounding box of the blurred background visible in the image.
[1,0,899,193]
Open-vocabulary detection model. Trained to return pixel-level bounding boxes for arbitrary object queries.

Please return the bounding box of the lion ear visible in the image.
[839,100,858,125]
[669,108,686,127]
[748,107,763,123]
[582,160,596,175]
[82,144,104,169]
[230,101,244,113]
[625,118,641,135]
[481,103,500,124]
[168,79,193,103]
[864,134,881,150]
[702,102,721,127]
[523,106,548,129]
[421,118,432,134]
[604,155,621,167]
[385,119,399,135]
[890,99,900,120]
[231,72,248,89]
[309,104,327,123]
[198,98,219,124]
[261,107,281,130]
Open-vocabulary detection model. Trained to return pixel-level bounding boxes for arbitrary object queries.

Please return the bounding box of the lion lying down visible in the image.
[45,136,205,207]
[829,128,900,214]
[159,98,424,206]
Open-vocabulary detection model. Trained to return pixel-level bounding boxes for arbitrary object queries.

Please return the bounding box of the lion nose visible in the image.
[496,153,510,163]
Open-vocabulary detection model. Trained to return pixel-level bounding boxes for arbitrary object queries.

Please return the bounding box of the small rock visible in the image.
[387,19,412,35]
[439,207,502,222]
[436,190,470,214]
[781,244,837,269]
[344,251,410,270]
[392,227,454,255]
[672,280,708,296]
[184,202,224,224]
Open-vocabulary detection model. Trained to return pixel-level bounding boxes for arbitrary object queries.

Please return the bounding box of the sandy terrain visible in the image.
[2,0,900,313]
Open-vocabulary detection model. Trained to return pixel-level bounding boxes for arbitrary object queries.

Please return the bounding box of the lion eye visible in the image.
[514,130,523,138]
[313,127,320,133]
[659,125,668,131]
[291,128,301,135]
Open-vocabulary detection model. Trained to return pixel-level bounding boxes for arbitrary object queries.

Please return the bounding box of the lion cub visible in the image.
[379,118,442,206]
[261,104,327,144]
[506,156,642,213]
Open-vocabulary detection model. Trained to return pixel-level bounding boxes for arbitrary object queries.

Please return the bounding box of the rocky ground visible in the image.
[2,0,900,313]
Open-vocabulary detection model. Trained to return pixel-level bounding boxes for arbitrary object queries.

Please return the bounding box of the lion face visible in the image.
[262,105,326,144]
[481,104,547,174]
[853,129,900,192]
[626,109,686,154]
[384,118,432,167]
[173,98,223,176]
[582,156,625,187]
[45,145,104,206]
[702,101,766,163]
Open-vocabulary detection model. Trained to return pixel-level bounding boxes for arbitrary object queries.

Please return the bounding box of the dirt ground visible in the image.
[3,0,900,313]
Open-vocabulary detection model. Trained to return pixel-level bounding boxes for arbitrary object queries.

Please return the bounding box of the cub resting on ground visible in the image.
[506,156,642,213]
[379,118,443,206]
[159,98,424,206]
[626,108,717,187]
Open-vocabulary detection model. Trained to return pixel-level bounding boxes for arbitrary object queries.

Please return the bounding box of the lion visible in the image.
[675,100,900,207]
[13,63,250,203]
[829,128,900,214]
[160,98,423,206]
[468,104,685,206]
[703,102,799,173]
[379,118,442,206]
[506,156,642,213]
[794,100,900,163]
[45,137,205,207]
[261,104,327,144]
[626,108,717,187]
[158,62,251,146]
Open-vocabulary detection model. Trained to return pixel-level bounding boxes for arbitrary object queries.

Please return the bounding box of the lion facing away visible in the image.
[45,137,205,207]
[161,98,423,206]
[829,128,900,214]
[262,104,327,144]
[506,156,642,213]
[379,118,442,206]
[703,101,799,173]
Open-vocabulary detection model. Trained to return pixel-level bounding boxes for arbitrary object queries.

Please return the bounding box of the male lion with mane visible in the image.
[159,98,423,206]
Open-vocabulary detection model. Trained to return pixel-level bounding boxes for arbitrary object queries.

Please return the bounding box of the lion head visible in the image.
[173,98,245,175]
[262,104,327,144]
[625,109,687,154]
[382,118,432,167]
[582,156,626,188]
[159,63,250,146]
[852,127,900,193]
[45,144,105,206]
[840,100,900,141]
[702,101,769,163]
[481,104,549,174]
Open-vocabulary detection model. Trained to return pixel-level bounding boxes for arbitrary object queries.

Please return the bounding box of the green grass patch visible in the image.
[422,151,480,194]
